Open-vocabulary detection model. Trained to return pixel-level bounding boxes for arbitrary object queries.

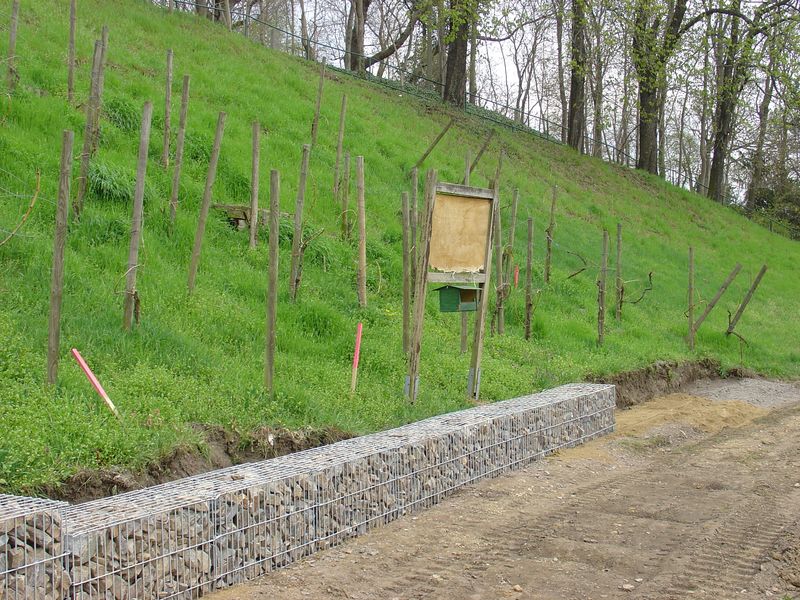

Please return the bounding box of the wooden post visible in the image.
[265,170,280,394]
[311,59,325,148]
[169,74,190,232]
[67,0,77,103]
[410,117,455,174]
[401,192,411,355]
[615,222,623,320]
[544,186,556,284]
[693,263,743,333]
[223,0,232,30]
[249,121,260,249]
[356,155,367,307]
[74,40,103,219]
[524,217,534,340]
[333,94,347,199]
[493,199,505,335]
[350,322,363,393]
[161,49,173,168]
[461,151,471,353]
[187,111,226,293]
[468,178,499,401]
[46,130,74,385]
[90,25,109,155]
[726,265,768,335]
[168,0,174,12]
[6,0,19,93]
[123,101,154,331]
[597,229,609,346]
[505,188,519,284]
[341,152,350,239]
[290,144,310,300]
[688,246,695,350]
[407,170,436,402]
[469,130,495,178]
[410,167,419,293]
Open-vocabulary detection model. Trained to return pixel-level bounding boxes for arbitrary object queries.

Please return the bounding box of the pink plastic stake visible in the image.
[71,348,122,420]
[514,264,520,289]
[350,322,363,393]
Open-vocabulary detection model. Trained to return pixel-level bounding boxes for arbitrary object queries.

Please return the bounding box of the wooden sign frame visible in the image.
[406,177,498,402]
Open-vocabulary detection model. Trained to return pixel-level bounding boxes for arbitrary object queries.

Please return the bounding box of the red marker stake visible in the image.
[350,322,363,393]
[514,265,520,289]
[71,348,122,420]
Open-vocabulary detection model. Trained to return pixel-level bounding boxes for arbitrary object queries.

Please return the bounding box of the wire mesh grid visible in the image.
[0,495,70,600]
[53,384,614,599]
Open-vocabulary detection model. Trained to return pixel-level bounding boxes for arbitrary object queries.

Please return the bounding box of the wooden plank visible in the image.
[726,265,768,335]
[426,272,487,284]
[290,144,310,300]
[188,111,226,293]
[356,155,367,307]
[47,130,74,385]
[123,101,154,331]
[265,170,280,394]
[435,182,494,199]
[693,263,743,333]
[169,74,190,233]
[249,121,260,249]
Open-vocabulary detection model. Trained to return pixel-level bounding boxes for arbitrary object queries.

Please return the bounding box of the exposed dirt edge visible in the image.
[44,425,352,504]
[588,358,728,408]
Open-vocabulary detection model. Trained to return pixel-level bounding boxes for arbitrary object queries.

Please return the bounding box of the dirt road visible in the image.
[211,379,800,600]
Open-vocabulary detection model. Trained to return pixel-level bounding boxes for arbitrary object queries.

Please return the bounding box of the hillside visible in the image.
[1,0,798,494]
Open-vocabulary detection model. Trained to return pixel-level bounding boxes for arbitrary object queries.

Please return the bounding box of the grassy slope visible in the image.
[0,0,798,493]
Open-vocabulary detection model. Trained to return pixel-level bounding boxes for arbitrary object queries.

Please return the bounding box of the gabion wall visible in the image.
[0,495,70,600]
[0,383,615,600]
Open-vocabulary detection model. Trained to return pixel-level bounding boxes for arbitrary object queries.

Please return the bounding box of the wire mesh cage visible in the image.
[0,494,70,600]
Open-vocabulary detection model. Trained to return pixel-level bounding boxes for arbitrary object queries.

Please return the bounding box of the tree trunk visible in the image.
[746,68,773,209]
[637,84,659,174]
[567,0,587,151]
[554,0,568,143]
[443,0,470,107]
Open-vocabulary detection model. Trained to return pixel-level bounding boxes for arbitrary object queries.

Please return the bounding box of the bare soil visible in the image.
[210,379,800,600]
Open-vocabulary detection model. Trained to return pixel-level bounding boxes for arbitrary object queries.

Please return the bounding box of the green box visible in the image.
[435,285,479,312]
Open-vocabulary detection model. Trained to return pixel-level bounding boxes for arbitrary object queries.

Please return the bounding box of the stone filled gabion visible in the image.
[0,495,70,600]
[0,383,615,600]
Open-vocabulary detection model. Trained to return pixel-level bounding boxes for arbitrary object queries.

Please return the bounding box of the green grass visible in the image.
[1,0,798,494]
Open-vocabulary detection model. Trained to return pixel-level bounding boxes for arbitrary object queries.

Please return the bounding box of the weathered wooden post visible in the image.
[693,263,743,335]
[524,217,534,340]
[67,0,77,103]
[74,40,103,219]
[341,152,350,239]
[333,94,347,200]
[6,0,19,93]
[123,101,154,331]
[249,121,261,249]
[460,152,471,353]
[187,111,226,293]
[356,155,367,307]
[311,59,325,148]
[410,166,419,292]
[290,144,310,300]
[544,186,556,284]
[410,117,455,174]
[161,49,173,168]
[493,201,505,335]
[47,131,74,385]
[597,229,609,346]
[407,170,437,401]
[265,170,280,394]
[505,188,519,284]
[169,75,190,232]
[688,246,695,350]
[90,25,109,155]
[727,265,768,336]
[615,222,623,320]
[401,192,411,355]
